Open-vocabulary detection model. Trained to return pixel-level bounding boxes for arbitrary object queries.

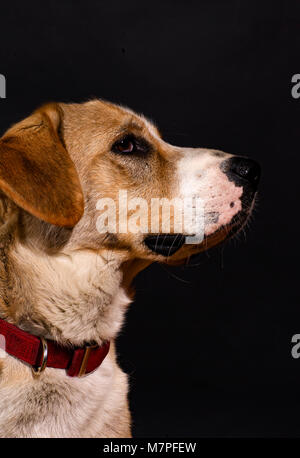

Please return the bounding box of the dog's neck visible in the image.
[0,215,142,437]
[0,238,134,438]
[0,238,132,347]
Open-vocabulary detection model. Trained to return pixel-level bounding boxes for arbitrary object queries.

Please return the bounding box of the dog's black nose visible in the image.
[227,157,261,188]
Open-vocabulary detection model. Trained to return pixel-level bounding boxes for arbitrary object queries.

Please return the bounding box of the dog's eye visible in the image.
[112,135,150,155]
[112,136,136,154]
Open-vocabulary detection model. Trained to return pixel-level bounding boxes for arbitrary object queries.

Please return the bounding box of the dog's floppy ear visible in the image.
[0,103,84,227]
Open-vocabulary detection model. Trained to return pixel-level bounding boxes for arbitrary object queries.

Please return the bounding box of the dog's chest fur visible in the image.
[0,349,131,437]
[0,240,132,437]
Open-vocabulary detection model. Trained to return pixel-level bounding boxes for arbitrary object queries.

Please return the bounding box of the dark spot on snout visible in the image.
[205,212,219,224]
[230,202,234,208]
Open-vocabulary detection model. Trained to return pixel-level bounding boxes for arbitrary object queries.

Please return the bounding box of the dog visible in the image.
[0,99,260,437]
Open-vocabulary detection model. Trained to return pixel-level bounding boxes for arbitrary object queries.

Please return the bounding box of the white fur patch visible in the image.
[0,246,132,437]
[10,245,131,346]
[177,150,243,236]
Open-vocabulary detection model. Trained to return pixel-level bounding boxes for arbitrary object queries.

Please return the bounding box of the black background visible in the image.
[0,0,299,437]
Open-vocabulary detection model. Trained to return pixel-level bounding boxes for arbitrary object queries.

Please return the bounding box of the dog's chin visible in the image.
[203,208,251,248]
[143,208,253,262]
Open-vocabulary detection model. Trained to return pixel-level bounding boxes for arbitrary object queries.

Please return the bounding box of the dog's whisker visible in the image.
[166,233,180,262]
[159,263,190,285]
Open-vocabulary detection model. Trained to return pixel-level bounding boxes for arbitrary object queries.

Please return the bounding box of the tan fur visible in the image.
[0,99,254,437]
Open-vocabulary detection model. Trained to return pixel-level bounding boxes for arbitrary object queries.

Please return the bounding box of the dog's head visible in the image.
[0,100,261,344]
[0,100,260,265]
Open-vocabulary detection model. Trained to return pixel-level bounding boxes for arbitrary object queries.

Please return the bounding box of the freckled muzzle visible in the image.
[144,156,261,258]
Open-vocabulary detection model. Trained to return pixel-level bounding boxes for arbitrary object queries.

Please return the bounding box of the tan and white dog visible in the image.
[0,100,260,437]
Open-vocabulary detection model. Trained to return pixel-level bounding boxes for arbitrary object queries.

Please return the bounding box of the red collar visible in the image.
[0,318,110,377]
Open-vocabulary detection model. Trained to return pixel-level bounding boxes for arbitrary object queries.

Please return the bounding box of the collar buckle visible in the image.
[31,337,48,375]
[78,344,99,377]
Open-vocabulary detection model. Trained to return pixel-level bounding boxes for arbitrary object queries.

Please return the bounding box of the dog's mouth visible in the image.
[143,209,253,257]
[144,234,186,256]
[143,192,257,258]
